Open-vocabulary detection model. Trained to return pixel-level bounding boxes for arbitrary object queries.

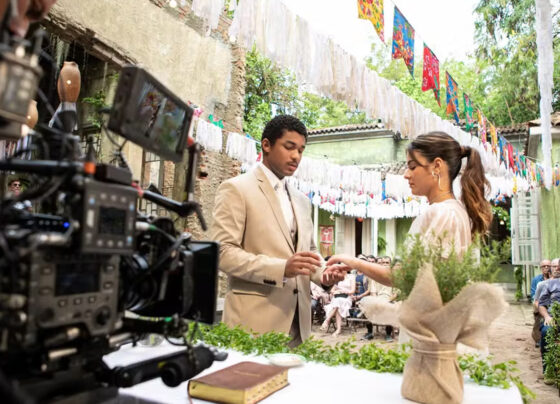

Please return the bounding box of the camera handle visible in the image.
[106,343,226,389]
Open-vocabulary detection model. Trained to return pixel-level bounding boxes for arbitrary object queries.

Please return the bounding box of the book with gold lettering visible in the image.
[187,361,288,404]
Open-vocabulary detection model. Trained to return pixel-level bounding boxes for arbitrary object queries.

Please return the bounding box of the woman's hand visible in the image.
[326,254,359,271]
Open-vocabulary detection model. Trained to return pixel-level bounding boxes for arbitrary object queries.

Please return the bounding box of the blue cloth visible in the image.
[531,274,544,299]
[355,273,368,296]
[538,278,560,311]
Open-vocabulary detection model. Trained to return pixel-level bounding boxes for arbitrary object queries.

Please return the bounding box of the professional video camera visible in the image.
[0,14,222,404]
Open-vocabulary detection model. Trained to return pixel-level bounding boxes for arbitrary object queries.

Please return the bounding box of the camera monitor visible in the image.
[108,66,194,162]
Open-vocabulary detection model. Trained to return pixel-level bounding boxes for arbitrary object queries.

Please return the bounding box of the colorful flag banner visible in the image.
[445,72,459,123]
[477,109,487,144]
[392,6,415,77]
[498,136,508,167]
[358,0,384,43]
[422,44,440,105]
[463,93,474,131]
[489,123,498,154]
[507,142,514,169]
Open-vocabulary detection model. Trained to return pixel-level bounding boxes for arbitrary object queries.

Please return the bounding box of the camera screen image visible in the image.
[55,262,101,296]
[134,83,186,157]
[98,207,126,235]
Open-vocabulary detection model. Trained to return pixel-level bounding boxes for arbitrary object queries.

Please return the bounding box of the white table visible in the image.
[104,344,522,404]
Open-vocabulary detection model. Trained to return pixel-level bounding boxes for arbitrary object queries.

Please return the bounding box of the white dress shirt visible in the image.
[260,164,296,242]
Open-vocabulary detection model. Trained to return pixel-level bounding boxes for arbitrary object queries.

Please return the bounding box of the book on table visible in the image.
[187,361,289,404]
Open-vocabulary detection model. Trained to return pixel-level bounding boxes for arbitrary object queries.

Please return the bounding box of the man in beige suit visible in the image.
[211,115,343,346]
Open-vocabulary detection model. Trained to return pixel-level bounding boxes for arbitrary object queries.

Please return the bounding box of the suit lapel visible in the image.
[254,167,295,253]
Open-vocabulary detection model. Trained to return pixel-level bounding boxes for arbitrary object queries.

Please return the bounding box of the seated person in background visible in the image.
[532,259,552,347]
[537,258,560,385]
[311,282,330,313]
[7,177,22,197]
[532,259,551,300]
[354,256,375,341]
[320,272,356,337]
[352,258,370,305]
[361,256,399,342]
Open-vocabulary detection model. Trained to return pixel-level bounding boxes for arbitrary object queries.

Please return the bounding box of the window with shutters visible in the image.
[511,191,541,265]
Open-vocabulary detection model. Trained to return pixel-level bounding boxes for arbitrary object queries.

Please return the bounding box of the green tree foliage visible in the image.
[243,48,371,140]
[474,0,560,125]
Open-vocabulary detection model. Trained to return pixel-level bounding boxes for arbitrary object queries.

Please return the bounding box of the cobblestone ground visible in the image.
[311,291,559,403]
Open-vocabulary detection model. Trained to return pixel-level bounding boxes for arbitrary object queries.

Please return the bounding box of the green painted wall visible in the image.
[378,219,386,256]
[396,218,414,257]
[306,137,407,165]
[540,140,560,258]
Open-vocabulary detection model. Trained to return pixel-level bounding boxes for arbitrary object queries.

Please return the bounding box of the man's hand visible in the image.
[284,251,322,278]
[321,264,347,286]
[544,315,554,326]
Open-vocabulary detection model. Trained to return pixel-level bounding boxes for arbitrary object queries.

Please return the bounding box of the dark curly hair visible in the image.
[261,115,308,145]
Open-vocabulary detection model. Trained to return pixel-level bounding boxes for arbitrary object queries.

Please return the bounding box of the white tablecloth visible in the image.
[103,344,522,404]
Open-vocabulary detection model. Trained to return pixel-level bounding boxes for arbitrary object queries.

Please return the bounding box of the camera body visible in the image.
[0,25,220,400]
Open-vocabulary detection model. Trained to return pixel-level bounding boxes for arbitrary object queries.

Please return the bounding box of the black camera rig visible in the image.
[0,22,223,404]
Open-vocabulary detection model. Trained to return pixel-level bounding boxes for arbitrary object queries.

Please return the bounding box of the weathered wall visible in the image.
[46,0,246,297]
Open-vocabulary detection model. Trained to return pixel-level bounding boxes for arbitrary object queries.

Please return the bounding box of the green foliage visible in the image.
[192,322,533,401]
[492,206,511,231]
[243,48,371,139]
[474,0,560,124]
[391,235,500,303]
[81,90,108,129]
[543,301,560,387]
[459,355,535,403]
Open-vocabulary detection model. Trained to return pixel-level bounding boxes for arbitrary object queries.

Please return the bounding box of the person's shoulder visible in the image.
[220,170,258,189]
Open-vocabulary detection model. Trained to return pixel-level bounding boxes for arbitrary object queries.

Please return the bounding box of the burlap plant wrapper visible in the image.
[398,264,507,404]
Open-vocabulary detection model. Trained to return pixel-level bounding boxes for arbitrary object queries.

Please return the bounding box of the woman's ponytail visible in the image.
[460,146,492,235]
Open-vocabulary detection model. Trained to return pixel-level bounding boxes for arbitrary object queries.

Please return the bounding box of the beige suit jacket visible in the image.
[211,165,322,340]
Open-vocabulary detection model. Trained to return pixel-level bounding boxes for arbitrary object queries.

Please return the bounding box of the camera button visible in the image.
[103,282,113,290]
[39,287,52,296]
[58,299,68,307]
[41,267,53,275]
[73,298,82,305]
[88,296,97,303]
[104,265,115,273]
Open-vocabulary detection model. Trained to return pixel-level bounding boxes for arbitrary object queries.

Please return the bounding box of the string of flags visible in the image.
[355,0,548,190]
